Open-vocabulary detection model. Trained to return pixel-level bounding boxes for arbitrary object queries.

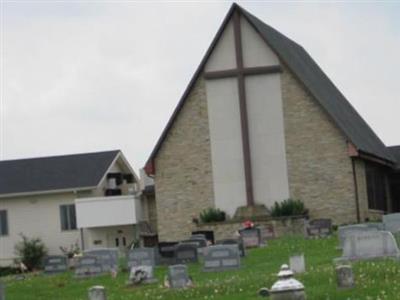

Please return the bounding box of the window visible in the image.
[0,210,8,236]
[60,204,77,231]
[366,163,388,211]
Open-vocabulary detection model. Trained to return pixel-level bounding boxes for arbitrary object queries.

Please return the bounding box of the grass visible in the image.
[3,235,400,299]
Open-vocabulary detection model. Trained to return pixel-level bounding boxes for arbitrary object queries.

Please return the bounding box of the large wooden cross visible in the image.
[203,11,282,207]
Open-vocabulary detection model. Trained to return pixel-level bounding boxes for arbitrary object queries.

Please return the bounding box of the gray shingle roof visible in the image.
[0,150,120,196]
[145,3,395,172]
[239,6,394,163]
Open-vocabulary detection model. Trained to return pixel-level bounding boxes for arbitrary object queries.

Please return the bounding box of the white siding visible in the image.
[0,193,80,266]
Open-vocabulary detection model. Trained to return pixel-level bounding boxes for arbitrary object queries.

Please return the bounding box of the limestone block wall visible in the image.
[154,77,215,241]
[281,64,358,225]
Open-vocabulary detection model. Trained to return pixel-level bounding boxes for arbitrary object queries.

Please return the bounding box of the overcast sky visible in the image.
[1,1,399,171]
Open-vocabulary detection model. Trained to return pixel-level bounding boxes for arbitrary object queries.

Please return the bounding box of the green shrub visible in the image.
[14,234,48,271]
[200,208,226,223]
[270,199,308,217]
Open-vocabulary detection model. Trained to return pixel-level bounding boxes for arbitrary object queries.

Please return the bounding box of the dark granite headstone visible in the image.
[239,228,262,248]
[175,243,198,264]
[84,248,118,272]
[306,219,332,238]
[127,248,155,268]
[43,255,68,274]
[216,238,245,257]
[75,256,103,278]
[203,245,240,272]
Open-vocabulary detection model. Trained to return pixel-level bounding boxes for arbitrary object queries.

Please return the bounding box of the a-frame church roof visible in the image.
[145,3,394,173]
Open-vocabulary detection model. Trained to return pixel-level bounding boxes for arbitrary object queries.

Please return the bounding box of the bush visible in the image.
[59,242,80,258]
[200,208,226,223]
[14,234,48,271]
[270,199,308,217]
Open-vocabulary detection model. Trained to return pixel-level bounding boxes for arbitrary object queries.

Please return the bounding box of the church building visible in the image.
[144,4,400,241]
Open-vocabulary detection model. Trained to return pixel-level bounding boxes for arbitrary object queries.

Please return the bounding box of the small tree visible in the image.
[14,234,48,271]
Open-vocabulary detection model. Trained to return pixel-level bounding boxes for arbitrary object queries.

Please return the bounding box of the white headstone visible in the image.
[289,254,305,274]
[338,224,378,249]
[88,286,106,300]
[168,265,192,289]
[338,231,400,261]
[383,213,400,233]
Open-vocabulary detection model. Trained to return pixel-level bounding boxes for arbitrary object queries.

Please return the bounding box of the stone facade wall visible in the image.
[154,77,215,241]
[196,217,306,241]
[281,64,359,225]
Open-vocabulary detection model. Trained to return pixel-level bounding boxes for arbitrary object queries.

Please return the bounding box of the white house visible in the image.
[0,150,154,266]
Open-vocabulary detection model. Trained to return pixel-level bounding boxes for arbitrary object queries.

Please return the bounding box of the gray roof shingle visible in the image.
[0,150,120,196]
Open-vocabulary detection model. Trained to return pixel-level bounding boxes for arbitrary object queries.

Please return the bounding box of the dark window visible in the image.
[366,163,388,211]
[60,204,77,231]
[0,210,8,236]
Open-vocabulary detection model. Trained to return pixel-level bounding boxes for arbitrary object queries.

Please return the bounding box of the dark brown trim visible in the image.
[351,157,361,223]
[358,151,394,168]
[204,65,282,79]
[233,10,254,206]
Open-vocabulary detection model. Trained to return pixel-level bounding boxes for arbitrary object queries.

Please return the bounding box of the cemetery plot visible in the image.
[203,245,240,272]
[337,230,400,261]
[74,256,103,278]
[174,243,198,264]
[306,218,332,238]
[43,255,68,274]
[167,264,192,289]
[127,248,155,268]
[84,248,118,272]
[215,238,246,257]
[239,228,262,248]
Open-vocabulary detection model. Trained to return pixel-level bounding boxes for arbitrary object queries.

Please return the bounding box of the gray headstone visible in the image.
[258,224,275,241]
[203,245,240,272]
[190,234,206,240]
[127,248,155,268]
[383,213,400,233]
[75,256,103,278]
[43,255,68,274]
[338,231,400,261]
[128,265,157,284]
[157,242,178,265]
[239,228,261,248]
[306,218,332,238]
[289,254,305,274]
[175,243,198,264]
[0,282,5,300]
[216,238,246,257]
[88,285,106,300]
[338,224,378,249]
[84,248,118,272]
[336,265,354,289]
[180,238,207,249]
[168,264,191,289]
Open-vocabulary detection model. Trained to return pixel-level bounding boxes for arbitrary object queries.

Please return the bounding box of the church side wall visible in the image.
[281,64,359,225]
[154,77,215,241]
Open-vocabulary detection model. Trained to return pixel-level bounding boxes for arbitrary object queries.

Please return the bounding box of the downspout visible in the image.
[351,157,361,223]
[80,228,85,251]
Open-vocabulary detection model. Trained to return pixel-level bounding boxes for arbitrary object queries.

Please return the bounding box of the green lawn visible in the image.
[3,235,400,300]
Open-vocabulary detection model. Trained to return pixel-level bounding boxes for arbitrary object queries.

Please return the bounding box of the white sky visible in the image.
[1,1,400,171]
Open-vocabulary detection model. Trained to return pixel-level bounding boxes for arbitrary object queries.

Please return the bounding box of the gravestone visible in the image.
[88,285,106,300]
[216,238,245,257]
[43,255,68,274]
[175,243,198,264]
[258,224,275,242]
[0,282,4,300]
[180,238,207,248]
[168,264,192,289]
[203,245,240,272]
[84,248,118,272]
[306,218,332,238]
[239,228,262,248]
[383,213,400,233]
[364,222,384,230]
[127,248,155,269]
[190,234,206,240]
[337,231,400,261]
[128,265,157,284]
[289,254,305,274]
[338,224,378,249]
[192,230,215,244]
[75,256,103,278]
[158,242,179,265]
[336,265,354,289]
